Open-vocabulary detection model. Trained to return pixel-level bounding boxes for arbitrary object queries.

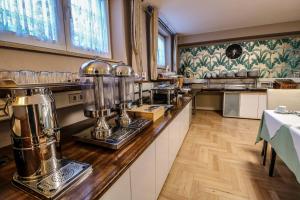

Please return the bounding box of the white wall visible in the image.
[0,0,128,148]
[178,21,300,45]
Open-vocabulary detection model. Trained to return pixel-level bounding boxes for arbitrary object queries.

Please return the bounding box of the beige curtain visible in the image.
[131,0,143,74]
[150,7,159,80]
[173,34,178,72]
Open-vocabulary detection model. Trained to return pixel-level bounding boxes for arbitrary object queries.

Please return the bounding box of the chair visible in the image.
[267,89,300,110]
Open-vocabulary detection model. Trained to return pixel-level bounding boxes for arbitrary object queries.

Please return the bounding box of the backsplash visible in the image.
[179,36,300,78]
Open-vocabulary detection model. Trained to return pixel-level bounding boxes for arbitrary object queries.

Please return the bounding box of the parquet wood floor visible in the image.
[158,111,300,200]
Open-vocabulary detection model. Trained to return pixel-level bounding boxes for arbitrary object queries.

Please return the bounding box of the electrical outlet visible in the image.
[68,93,83,104]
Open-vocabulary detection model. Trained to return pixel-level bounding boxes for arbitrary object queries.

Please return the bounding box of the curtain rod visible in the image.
[145,5,176,35]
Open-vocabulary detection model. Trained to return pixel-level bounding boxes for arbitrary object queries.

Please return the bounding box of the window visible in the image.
[0,0,64,49]
[157,34,166,67]
[0,0,111,57]
[66,0,111,57]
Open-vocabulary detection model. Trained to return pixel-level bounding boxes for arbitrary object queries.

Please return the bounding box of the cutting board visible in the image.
[127,105,165,121]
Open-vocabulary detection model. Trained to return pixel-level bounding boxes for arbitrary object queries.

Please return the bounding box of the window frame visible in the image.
[0,0,66,51]
[157,33,167,69]
[0,0,112,59]
[63,0,112,58]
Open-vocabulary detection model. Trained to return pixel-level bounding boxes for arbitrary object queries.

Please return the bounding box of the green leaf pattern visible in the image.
[179,36,300,79]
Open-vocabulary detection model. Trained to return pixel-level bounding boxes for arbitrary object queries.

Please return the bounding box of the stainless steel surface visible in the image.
[224,84,247,90]
[236,69,247,77]
[223,92,240,117]
[80,59,113,77]
[247,70,260,77]
[1,83,91,199]
[74,118,152,149]
[113,64,134,77]
[13,160,92,199]
[92,116,112,139]
[0,79,18,88]
[138,82,143,106]
[151,84,179,105]
[119,106,132,127]
[113,64,135,128]
[5,87,60,180]
[80,59,115,140]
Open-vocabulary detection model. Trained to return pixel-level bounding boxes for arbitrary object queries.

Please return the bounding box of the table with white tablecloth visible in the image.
[256,110,300,182]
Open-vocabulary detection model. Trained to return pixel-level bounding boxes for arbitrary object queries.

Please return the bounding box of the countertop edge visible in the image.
[0,97,192,200]
[92,97,192,199]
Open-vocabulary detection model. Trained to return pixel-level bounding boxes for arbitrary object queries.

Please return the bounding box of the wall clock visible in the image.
[226,44,242,59]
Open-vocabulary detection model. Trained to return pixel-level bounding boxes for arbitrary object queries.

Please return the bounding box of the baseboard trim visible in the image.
[196,106,222,111]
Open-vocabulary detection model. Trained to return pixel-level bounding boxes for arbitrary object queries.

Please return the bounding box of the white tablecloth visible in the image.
[290,126,300,161]
[264,110,300,139]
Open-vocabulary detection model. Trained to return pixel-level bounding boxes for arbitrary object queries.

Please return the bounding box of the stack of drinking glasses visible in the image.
[0,69,80,85]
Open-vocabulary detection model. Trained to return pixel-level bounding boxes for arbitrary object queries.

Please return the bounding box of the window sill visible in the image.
[0,41,120,63]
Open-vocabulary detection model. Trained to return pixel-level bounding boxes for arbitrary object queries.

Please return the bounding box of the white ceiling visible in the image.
[146,0,300,35]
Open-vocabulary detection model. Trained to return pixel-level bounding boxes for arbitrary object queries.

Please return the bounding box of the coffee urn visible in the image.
[80,59,115,139]
[113,64,135,127]
[1,82,91,199]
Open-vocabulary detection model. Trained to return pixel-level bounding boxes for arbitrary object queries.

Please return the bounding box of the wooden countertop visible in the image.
[191,88,268,92]
[0,97,192,200]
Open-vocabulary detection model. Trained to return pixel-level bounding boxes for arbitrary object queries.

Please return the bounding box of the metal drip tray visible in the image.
[12,160,92,199]
[74,118,152,149]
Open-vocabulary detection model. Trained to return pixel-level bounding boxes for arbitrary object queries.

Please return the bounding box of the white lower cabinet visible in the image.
[239,93,259,119]
[130,142,156,200]
[168,117,179,169]
[239,92,267,119]
[223,92,266,119]
[100,102,191,200]
[100,170,131,200]
[155,127,170,199]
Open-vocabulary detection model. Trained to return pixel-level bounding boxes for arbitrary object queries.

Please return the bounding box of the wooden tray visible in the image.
[128,105,165,121]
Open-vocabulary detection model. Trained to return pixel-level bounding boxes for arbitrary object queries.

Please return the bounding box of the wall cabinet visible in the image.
[100,102,191,200]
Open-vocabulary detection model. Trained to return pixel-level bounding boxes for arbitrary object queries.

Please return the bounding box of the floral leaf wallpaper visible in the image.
[179,36,300,79]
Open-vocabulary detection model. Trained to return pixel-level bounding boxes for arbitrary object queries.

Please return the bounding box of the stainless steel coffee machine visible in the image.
[1,81,91,199]
[74,60,151,149]
[79,59,115,140]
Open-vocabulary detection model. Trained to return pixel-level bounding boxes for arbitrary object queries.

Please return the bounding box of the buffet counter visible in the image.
[0,96,192,199]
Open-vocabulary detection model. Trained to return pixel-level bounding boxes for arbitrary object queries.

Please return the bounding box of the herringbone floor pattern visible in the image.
[159,110,300,200]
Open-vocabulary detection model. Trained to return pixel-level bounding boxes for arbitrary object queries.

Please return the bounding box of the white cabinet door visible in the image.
[155,127,169,199]
[257,94,267,119]
[168,116,179,169]
[184,104,190,136]
[179,107,186,146]
[189,102,192,125]
[239,93,259,119]
[100,170,131,200]
[177,111,184,147]
[130,142,156,200]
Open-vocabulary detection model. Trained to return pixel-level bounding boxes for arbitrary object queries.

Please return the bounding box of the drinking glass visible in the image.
[39,71,50,84]
[19,70,29,84]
